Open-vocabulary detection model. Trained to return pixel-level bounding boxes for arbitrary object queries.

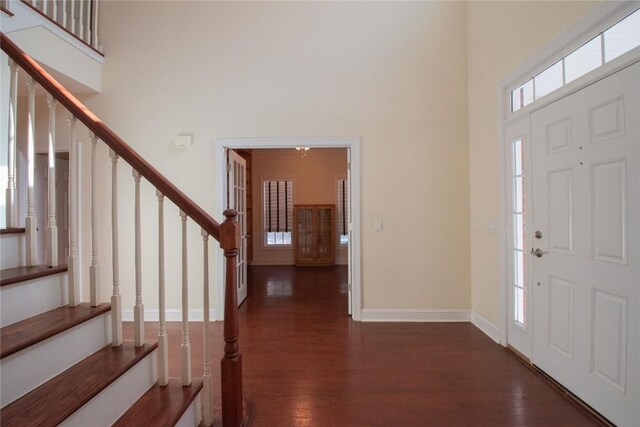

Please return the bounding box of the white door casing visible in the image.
[531,61,639,426]
[214,137,362,321]
[347,149,353,316]
[227,150,248,306]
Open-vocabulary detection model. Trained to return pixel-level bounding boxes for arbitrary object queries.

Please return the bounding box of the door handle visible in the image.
[531,248,549,258]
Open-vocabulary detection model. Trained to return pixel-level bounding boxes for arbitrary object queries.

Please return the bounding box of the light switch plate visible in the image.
[487,221,500,234]
[374,219,383,231]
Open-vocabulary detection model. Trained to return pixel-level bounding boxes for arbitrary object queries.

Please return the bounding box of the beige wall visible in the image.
[250,148,348,265]
[466,1,602,326]
[82,1,471,314]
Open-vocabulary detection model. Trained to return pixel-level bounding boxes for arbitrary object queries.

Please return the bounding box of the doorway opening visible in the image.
[214,137,362,321]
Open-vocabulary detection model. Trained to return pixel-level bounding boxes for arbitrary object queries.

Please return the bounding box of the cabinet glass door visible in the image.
[316,208,333,261]
[296,208,314,262]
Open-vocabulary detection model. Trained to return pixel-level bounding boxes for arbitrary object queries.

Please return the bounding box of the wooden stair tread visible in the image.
[0,264,68,287]
[0,341,158,426]
[0,303,110,359]
[0,227,25,235]
[113,378,203,427]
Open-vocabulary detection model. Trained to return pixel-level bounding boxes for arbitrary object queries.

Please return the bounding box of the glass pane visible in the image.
[565,35,602,83]
[604,9,640,62]
[514,250,524,287]
[515,286,524,325]
[534,60,563,99]
[511,79,534,112]
[513,139,523,176]
[514,214,524,250]
[514,177,523,213]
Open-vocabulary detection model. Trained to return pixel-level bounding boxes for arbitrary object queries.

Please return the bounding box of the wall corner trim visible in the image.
[470,311,501,344]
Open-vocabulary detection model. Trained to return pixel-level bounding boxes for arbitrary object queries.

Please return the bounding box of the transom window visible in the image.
[263,180,293,246]
[512,8,640,112]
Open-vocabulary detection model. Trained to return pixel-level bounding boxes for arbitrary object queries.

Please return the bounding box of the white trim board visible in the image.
[122,309,218,322]
[214,136,362,321]
[361,309,471,322]
[470,311,501,344]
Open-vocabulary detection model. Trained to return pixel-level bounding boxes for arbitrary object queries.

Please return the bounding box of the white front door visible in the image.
[531,61,639,426]
[227,150,248,306]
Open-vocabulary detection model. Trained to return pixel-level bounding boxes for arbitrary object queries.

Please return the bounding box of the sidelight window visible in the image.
[512,138,527,326]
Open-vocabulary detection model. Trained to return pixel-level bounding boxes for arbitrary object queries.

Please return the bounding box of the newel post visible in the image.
[220,209,243,427]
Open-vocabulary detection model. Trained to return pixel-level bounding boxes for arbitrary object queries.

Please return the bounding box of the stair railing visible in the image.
[1,32,244,427]
[11,0,102,51]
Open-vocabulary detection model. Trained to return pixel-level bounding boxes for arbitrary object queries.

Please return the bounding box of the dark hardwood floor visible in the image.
[125,265,600,426]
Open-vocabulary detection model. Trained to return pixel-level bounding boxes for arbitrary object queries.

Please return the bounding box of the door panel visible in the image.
[531,61,639,426]
[227,150,247,306]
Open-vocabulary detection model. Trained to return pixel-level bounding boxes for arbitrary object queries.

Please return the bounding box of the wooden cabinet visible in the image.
[294,205,335,266]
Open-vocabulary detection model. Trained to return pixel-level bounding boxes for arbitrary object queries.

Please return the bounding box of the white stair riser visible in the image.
[175,392,203,427]
[0,233,25,270]
[0,311,111,407]
[60,349,158,427]
[0,272,68,327]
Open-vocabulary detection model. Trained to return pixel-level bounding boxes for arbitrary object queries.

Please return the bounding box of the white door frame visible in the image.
[214,137,362,321]
[498,2,640,346]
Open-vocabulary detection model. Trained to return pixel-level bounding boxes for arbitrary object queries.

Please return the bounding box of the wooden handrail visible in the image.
[0,32,221,241]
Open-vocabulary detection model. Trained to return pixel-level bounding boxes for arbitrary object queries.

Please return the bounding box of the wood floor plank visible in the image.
[124,265,604,426]
[0,264,68,286]
[113,378,203,427]
[0,303,110,359]
[0,341,157,427]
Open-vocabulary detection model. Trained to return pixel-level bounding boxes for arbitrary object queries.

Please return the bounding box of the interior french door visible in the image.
[530,61,639,426]
[227,150,248,306]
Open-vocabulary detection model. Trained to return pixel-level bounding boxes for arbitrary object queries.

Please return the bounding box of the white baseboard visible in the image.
[470,311,501,343]
[361,308,470,322]
[122,309,218,322]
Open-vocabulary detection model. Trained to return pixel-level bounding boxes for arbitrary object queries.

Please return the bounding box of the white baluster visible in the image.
[67,115,80,306]
[52,0,58,22]
[202,229,212,426]
[78,0,85,42]
[46,95,58,267]
[43,0,48,15]
[5,60,18,228]
[89,132,100,306]
[133,169,144,346]
[180,210,191,385]
[70,0,75,34]
[25,77,37,266]
[92,0,99,49]
[62,0,67,28]
[110,150,122,346]
[157,190,168,386]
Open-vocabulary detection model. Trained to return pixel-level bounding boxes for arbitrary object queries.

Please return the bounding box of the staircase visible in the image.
[0,22,246,427]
